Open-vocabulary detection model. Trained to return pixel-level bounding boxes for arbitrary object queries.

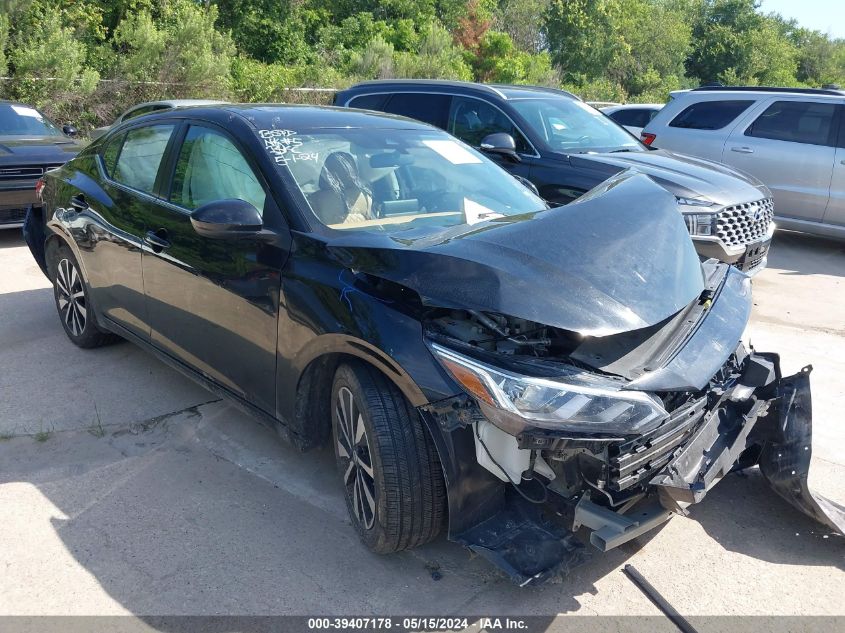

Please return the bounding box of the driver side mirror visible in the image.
[62,124,78,137]
[480,132,521,163]
[190,199,263,239]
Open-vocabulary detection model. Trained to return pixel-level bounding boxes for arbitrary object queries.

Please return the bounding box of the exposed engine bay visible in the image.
[420,292,843,584]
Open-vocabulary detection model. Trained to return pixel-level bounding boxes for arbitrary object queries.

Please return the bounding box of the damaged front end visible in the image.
[328,173,841,584]
[423,306,845,584]
[417,275,842,585]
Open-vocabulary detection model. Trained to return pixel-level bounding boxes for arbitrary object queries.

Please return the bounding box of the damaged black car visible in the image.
[25,105,844,585]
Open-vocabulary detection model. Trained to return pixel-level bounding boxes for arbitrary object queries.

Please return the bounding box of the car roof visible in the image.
[603,103,664,111]
[670,87,845,101]
[0,100,44,109]
[133,103,438,132]
[340,79,581,101]
[125,99,229,111]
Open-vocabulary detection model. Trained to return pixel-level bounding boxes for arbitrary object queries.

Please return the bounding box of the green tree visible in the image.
[395,22,473,80]
[112,0,234,96]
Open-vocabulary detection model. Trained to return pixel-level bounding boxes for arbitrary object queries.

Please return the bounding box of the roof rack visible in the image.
[691,85,845,96]
[488,84,581,101]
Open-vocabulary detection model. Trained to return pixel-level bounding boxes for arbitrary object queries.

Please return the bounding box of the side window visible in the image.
[448,96,532,154]
[669,100,754,130]
[170,125,266,214]
[101,133,124,177]
[382,93,451,129]
[112,124,175,194]
[745,101,837,147]
[348,94,390,111]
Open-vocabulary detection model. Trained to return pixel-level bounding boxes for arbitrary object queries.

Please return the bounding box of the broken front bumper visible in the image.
[421,355,842,585]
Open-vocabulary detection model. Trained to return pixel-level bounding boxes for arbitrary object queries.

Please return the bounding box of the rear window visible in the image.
[669,100,753,130]
[347,94,390,111]
[382,93,451,129]
[112,124,175,194]
[745,101,837,147]
[608,108,658,128]
[101,133,124,177]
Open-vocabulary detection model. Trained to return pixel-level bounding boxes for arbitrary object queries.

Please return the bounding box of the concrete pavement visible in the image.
[0,228,842,617]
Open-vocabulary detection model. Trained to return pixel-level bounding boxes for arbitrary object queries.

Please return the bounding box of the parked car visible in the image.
[641,86,845,240]
[24,105,842,584]
[601,103,664,137]
[335,80,775,275]
[0,101,82,229]
[586,100,622,109]
[88,99,229,141]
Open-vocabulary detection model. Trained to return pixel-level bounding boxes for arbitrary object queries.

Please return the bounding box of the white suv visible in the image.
[642,86,845,240]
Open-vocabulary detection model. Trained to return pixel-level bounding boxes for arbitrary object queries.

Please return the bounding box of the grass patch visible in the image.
[88,403,106,438]
[33,423,53,443]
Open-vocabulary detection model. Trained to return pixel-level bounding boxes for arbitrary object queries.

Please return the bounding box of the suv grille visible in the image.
[0,166,43,181]
[0,208,27,224]
[716,198,774,246]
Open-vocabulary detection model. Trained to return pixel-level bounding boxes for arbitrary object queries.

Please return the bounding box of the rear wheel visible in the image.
[50,244,118,348]
[332,362,446,553]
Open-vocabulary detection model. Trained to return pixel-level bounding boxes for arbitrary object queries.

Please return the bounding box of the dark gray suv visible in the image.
[335,80,775,275]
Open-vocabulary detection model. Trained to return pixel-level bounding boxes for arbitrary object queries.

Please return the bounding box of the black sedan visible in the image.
[25,105,842,584]
[1,101,81,228]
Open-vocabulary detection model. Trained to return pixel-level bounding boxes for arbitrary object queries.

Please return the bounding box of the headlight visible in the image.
[676,197,717,236]
[430,342,668,436]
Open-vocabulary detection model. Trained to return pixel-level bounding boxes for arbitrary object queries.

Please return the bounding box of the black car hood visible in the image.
[0,136,82,164]
[325,173,705,336]
[563,149,768,206]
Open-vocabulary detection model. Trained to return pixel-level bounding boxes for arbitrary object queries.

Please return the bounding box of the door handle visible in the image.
[144,229,171,251]
[69,194,88,211]
[840,159,845,166]
[730,146,754,154]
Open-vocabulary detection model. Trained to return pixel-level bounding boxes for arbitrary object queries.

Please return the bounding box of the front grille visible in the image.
[607,397,707,492]
[0,166,43,181]
[716,198,774,247]
[0,207,27,224]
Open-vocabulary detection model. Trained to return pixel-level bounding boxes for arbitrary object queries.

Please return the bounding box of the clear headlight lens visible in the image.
[430,342,668,435]
[676,197,717,236]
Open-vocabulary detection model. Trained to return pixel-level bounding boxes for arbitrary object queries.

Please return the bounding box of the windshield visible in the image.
[268,128,547,232]
[510,98,642,153]
[0,104,64,137]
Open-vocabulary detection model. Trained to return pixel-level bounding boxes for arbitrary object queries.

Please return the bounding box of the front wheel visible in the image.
[332,362,446,553]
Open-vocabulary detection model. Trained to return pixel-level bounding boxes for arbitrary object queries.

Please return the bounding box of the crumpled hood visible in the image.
[326,173,705,336]
[565,149,769,206]
[0,136,82,164]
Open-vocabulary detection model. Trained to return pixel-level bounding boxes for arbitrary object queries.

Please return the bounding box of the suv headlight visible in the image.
[430,342,668,436]
[676,197,717,237]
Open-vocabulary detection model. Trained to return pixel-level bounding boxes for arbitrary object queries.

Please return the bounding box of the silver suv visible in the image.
[642,86,845,240]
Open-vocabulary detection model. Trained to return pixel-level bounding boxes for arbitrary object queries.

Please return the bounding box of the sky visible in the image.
[758,0,845,39]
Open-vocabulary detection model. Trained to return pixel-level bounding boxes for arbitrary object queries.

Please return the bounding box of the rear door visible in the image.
[723,98,837,222]
[824,104,845,228]
[86,123,177,338]
[141,121,290,414]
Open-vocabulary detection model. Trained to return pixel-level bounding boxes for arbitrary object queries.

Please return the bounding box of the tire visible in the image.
[50,244,118,348]
[332,362,446,553]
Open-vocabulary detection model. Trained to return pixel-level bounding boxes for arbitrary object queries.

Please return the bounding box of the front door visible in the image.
[723,99,837,222]
[447,95,534,181]
[141,123,289,414]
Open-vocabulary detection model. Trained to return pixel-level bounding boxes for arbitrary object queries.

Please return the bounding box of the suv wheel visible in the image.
[50,244,118,348]
[331,362,446,553]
